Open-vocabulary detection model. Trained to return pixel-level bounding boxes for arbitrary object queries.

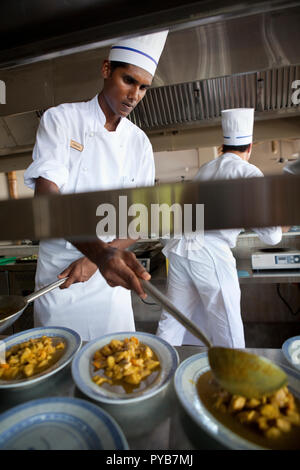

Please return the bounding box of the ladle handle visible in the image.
[141,280,213,348]
[24,278,68,304]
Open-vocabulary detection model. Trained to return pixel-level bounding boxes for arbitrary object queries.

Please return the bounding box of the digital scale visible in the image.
[251,248,300,270]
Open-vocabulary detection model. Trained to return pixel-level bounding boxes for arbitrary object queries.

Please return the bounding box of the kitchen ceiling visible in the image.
[0,1,298,69]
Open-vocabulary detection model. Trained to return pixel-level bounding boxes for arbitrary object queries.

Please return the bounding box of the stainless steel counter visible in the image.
[0,345,293,450]
[0,245,39,258]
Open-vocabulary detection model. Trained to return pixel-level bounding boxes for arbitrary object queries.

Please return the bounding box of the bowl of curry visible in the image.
[0,327,82,390]
[71,332,179,404]
[174,352,300,450]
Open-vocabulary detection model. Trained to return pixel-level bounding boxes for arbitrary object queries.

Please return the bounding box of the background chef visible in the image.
[24,31,168,341]
[157,108,284,349]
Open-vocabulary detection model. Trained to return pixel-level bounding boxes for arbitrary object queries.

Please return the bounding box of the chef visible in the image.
[24,30,168,341]
[157,108,283,348]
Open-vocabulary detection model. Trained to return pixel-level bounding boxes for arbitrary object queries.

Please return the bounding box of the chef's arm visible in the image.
[34,176,60,195]
[34,177,150,298]
[61,239,149,298]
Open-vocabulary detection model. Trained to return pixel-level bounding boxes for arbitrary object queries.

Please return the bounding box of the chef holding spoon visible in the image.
[24,31,168,341]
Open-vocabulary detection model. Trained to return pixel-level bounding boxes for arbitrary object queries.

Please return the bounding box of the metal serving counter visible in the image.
[0,345,293,450]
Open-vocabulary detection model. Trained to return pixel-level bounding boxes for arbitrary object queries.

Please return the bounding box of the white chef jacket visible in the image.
[157,153,282,347]
[24,95,155,340]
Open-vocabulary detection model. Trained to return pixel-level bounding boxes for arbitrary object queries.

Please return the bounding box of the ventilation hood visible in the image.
[129,65,300,131]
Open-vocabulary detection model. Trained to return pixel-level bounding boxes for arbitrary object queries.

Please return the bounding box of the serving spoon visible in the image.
[141,280,287,398]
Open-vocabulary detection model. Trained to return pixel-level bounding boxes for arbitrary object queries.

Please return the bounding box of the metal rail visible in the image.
[0,174,299,241]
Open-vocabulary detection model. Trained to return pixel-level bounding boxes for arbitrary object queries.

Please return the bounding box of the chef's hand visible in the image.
[34,178,149,296]
[65,239,150,298]
[58,257,98,288]
[97,245,150,299]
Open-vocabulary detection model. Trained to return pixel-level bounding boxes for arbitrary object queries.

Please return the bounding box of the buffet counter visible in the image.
[0,345,293,450]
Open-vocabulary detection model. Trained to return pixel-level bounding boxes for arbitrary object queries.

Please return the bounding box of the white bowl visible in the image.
[71,332,179,437]
[282,336,300,371]
[72,331,178,404]
[0,397,128,450]
[174,352,300,450]
[0,327,81,390]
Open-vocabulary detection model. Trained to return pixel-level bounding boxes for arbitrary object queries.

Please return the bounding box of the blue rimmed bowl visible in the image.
[0,326,81,390]
[71,331,179,437]
[174,352,300,450]
[282,336,300,371]
[0,397,128,450]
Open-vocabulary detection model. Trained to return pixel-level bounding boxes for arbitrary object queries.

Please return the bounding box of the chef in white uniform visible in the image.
[24,31,168,341]
[156,108,282,348]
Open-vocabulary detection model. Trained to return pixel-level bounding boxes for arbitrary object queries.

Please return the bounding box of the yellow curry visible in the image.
[0,336,65,380]
[92,336,160,393]
[197,370,300,450]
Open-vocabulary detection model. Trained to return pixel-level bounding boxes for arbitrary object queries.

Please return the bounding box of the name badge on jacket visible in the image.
[70,139,84,152]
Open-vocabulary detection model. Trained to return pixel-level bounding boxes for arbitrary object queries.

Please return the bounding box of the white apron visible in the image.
[34,126,137,340]
[157,238,244,348]
[156,153,281,348]
[28,97,154,341]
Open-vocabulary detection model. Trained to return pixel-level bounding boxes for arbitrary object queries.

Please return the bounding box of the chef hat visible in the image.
[221,108,254,146]
[108,30,168,76]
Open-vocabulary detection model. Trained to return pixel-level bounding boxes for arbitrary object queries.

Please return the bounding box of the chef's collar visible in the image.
[93,94,126,134]
[223,152,247,161]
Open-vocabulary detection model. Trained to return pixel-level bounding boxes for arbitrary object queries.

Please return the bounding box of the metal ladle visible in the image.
[142,280,287,398]
[0,278,67,333]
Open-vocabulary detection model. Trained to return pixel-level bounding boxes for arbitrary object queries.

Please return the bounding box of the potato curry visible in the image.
[92,336,160,393]
[0,336,65,380]
[197,370,300,450]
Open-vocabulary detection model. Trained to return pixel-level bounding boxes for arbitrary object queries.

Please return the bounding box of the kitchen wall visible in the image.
[0,170,33,200]
[154,139,300,183]
[154,146,218,183]
[250,140,300,175]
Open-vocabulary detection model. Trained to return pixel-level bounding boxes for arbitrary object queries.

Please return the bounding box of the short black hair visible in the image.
[109,61,129,73]
[222,144,251,153]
